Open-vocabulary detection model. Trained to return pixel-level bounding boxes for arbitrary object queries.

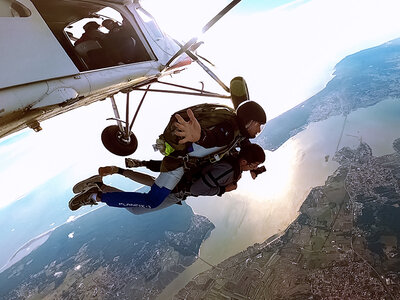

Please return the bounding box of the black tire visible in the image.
[101,125,138,156]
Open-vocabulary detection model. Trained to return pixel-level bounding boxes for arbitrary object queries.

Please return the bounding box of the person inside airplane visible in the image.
[74,21,108,69]
[75,21,105,46]
[102,19,137,65]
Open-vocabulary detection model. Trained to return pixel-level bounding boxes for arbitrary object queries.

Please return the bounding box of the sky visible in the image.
[2,0,400,210]
[144,0,400,117]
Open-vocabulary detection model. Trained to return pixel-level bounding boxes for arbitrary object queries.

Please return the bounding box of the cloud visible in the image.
[66,216,77,223]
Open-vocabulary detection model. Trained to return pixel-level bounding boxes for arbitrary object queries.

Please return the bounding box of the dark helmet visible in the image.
[236,100,266,132]
[83,21,100,31]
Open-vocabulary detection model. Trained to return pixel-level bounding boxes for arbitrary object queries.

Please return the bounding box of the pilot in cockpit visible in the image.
[102,19,120,32]
[75,21,105,46]
[102,18,137,64]
[73,21,108,69]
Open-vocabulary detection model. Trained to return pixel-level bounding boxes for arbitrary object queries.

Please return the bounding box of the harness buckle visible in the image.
[210,154,221,163]
[182,155,194,171]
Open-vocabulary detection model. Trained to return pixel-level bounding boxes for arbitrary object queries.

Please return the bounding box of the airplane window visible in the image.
[62,6,151,71]
[136,7,164,41]
[31,0,152,72]
[0,0,31,17]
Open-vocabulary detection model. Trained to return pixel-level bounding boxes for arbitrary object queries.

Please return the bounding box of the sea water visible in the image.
[159,97,400,299]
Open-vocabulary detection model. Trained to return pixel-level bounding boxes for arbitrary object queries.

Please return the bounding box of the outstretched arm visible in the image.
[174,109,201,144]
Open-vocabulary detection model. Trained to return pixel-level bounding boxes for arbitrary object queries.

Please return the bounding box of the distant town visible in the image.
[0,208,215,300]
[176,139,400,299]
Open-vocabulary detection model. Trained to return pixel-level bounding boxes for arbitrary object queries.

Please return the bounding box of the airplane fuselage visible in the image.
[0,0,190,137]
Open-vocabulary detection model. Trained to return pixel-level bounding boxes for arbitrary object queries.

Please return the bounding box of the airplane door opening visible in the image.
[31,0,153,72]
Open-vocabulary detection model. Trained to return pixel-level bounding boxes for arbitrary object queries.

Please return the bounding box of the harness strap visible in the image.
[209,135,245,163]
[207,172,220,187]
[181,135,244,171]
[201,174,214,188]
[202,166,234,196]
[215,167,234,181]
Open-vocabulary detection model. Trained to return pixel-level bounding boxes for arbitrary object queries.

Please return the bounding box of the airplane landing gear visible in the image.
[100,76,234,156]
[102,87,149,156]
[101,125,138,156]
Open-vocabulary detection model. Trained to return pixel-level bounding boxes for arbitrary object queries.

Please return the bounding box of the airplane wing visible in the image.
[0,0,242,156]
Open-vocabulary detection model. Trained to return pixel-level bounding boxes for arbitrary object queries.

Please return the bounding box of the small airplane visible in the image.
[0,0,249,156]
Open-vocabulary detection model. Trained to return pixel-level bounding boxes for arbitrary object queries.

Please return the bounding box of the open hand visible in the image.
[173,109,201,144]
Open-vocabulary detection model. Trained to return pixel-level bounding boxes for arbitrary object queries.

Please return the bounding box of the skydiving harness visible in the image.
[180,135,245,171]
[153,103,246,172]
[200,157,241,197]
[153,103,246,200]
[173,148,242,201]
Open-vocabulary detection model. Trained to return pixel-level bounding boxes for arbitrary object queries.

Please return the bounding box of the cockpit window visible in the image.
[136,7,163,41]
[66,7,151,70]
[0,0,31,17]
[31,0,152,71]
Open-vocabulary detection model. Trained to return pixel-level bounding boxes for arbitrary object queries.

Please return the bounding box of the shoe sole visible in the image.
[69,186,99,211]
[73,175,102,194]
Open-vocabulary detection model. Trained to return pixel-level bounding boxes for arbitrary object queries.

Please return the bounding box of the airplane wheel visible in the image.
[101,125,138,156]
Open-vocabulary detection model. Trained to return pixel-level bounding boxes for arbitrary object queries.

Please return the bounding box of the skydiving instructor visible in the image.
[69,100,266,211]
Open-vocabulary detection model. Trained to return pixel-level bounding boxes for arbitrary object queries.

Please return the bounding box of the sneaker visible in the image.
[125,158,144,168]
[69,186,99,211]
[73,175,102,194]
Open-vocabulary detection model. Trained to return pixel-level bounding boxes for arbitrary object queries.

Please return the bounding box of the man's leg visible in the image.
[100,182,181,215]
[125,194,181,215]
[101,167,184,209]
[125,158,162,172]
[98,166,155,186]
[105,144,223,209]
[119,169,155,186]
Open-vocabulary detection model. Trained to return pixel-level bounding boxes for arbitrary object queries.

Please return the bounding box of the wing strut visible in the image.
[135,80,230,98]
[201,0,241,34]
[163,0,241,93]
[185,50,229,92]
